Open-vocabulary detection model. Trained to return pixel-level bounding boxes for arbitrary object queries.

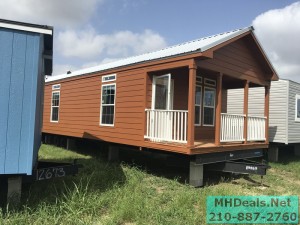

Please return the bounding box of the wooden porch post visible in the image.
[187,62,196,147]
[215,73,223,146]
[243,81,249,143]
[264,85,270,144]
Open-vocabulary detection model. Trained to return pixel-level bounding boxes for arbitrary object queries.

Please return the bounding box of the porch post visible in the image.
[215,73,223,146]
[187,62,196,147]
[243,81,249,143]
[264,85,270,144]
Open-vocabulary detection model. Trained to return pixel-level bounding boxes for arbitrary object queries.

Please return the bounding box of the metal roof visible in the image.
[46,26,253,83]
[0,18,53,35]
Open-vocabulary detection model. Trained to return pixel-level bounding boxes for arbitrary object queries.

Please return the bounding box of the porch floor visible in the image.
[194,139,244,148]
[192,139,267,155]
[144,139,268,155]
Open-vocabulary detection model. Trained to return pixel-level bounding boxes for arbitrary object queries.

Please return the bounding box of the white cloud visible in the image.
[0,0,103,28]
[253,2,300,82]
[56,27,107,59]
[56,27,167,60]
[0,1,167,76]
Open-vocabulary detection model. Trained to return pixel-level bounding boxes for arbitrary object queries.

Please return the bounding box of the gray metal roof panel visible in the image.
[46,26,252,83]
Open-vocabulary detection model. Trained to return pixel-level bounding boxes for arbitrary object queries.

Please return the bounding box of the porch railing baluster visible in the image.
[221,113,245,142]
[144,109,188,143]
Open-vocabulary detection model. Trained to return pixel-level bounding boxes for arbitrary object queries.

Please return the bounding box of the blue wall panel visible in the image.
[0,29,14,174]
[32,38,44,172]
[0,28,43,175]
[19,33,41,174]
[5,32,28,174]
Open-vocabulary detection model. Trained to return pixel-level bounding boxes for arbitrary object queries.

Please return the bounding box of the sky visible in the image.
[0,0,299,81]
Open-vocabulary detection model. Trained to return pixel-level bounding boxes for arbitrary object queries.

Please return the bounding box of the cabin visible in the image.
[227,79,300,161]
[43,26,278,186]
[0,19,53,205]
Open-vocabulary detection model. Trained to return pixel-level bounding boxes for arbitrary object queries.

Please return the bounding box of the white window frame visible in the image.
[196,76,202,84]
[194,85,202,126]
[50,90,60,123]
[100,83,116,126]
[203,87,216,127]
[52,84,61,90]
[102,74,117,83]
[295,94,300,122]
[204,78,216,87]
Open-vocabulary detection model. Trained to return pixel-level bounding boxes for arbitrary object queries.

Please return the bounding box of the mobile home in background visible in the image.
[227,79,300,161]
[43,26,278,186]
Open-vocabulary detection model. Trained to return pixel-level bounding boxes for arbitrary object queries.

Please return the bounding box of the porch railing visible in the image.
[221,113,266,142]
[221,113,245,142]
[144,109,188,143]
[247,116,266,141]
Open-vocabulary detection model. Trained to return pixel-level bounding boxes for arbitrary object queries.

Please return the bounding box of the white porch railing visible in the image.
[144,109,188,143]
[221,113,245,142]
[221,113,267,142]
[247,116,266,141]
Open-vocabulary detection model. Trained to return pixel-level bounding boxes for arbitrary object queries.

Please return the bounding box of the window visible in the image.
[196,76,202,85]
[296,94,300,122]
[101,84,116,126]
[51,91,60,122]
[204,78,216,87]
[203,87,216,126]
[102,74,116,83]
[195,85,202,125]
[52,84,61,90]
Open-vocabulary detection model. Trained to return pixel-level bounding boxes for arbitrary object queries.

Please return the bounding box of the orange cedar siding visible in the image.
[43,69,147,147]
[45,119,141,128]
[198,38,270,86]
[195,127,215,140]
[146,73,152,109]
[46,124,142,136]
[173,68,189,110]
[44,128,144,143]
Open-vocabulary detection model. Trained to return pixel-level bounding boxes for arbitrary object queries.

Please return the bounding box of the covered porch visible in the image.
[143,63,270,149]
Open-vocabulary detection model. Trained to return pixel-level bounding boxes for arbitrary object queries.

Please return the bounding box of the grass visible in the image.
[1,143,300,225]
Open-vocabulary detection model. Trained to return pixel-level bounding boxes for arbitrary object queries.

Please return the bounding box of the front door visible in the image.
[152,74,173,110]
[151,74,174,141]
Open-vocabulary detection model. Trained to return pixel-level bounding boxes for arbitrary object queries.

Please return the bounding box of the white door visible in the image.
[152,74,174,110]
[152,74,174,141]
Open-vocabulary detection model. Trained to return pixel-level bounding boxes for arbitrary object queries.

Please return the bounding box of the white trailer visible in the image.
[226,79,300,161]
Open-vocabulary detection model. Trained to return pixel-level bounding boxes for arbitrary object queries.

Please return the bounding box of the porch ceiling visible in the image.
[197,67,265,89]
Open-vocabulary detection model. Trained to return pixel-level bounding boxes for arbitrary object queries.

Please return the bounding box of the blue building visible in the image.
[0,19,53,176]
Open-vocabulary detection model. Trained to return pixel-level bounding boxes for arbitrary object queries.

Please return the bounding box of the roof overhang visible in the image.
[201,27,278,82]
[249,32,279,81]
[0,19,53,35]
[0,19,54,76]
